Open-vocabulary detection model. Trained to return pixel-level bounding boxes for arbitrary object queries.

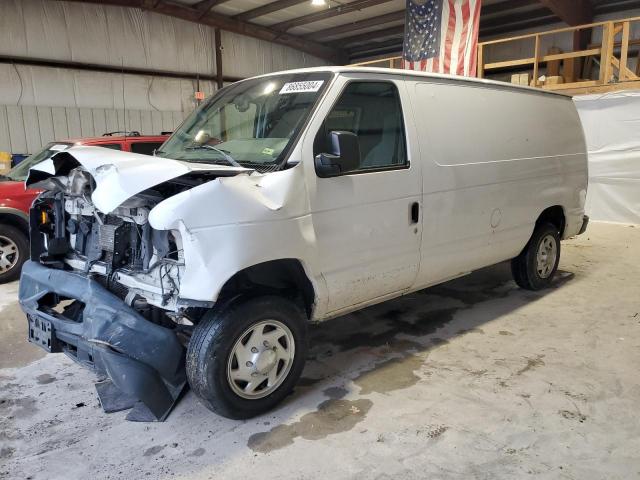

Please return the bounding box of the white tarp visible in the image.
[574,90,640,225]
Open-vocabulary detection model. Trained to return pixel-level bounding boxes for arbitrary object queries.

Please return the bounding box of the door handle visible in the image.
[410,202,420,224]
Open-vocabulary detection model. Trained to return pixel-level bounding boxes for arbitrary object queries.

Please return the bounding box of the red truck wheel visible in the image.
[0,225,28,283]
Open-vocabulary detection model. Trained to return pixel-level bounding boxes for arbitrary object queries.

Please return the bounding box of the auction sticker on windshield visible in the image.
[279,81,324,94]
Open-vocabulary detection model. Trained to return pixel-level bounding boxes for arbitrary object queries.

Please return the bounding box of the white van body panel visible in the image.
[405,80,588,288]
[28,67,588,322]
[147,166,327,305]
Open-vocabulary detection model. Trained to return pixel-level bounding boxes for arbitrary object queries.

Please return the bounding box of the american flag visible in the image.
[403,0,481,77]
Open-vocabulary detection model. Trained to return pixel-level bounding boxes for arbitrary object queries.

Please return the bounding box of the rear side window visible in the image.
[130,142,162,156]
[99,143,122,150]
[314,81,407,172]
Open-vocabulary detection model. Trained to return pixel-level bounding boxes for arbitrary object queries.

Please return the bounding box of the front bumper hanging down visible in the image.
[19,261,186,421]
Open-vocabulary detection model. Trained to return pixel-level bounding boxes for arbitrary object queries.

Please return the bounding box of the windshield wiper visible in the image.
[184,145,242,168]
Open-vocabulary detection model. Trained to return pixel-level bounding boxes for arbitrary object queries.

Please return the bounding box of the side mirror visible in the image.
[315,131,361,178]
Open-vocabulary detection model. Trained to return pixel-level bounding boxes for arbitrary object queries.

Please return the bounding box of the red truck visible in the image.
[0,132,168,283]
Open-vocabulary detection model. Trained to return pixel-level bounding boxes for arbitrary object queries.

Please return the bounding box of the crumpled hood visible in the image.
[26,146,252,213]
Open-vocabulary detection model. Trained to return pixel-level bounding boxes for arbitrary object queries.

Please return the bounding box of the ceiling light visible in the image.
[311,0,327,6]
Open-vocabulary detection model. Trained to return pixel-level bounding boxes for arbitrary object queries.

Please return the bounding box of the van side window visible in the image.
[314,82,407,172]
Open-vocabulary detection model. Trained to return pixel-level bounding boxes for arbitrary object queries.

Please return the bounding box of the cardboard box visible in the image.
[519,73,531,85]
[546,76,564,85]
[511,73,532,86]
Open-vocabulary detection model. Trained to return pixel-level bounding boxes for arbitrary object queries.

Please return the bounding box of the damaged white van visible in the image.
[20,67,588,421]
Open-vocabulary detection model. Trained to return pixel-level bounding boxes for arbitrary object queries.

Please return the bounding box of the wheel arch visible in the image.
[216,258,316,319]
[536,205,566,237]
[0,208,29,236]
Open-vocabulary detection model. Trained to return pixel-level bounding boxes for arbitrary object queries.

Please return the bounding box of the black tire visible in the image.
[511,222,561,291]
[0,224,28,284]
[186,295,308,419]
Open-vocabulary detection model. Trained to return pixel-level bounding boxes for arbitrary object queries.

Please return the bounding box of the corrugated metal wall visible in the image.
[0,0,327,155]
[0,105,189,154]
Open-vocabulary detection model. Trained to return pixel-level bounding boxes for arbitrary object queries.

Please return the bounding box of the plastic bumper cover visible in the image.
[578,215,589,235]
[19,261,186,421]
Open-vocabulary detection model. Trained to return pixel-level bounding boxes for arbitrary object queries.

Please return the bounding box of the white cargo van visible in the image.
[20,67,588,420]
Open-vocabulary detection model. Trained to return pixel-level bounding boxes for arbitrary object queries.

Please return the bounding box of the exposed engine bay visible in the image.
[28,152,247,328]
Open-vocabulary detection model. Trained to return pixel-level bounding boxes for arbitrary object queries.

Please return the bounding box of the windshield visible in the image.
[157,72,332,171]
[6,142,72,182]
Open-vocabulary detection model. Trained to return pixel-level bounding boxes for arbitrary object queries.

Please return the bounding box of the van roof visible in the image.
[252,66,570,99]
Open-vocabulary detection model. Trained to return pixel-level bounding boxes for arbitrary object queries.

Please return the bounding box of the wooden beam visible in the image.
[55,0,344,63]
[483,48,602,70]
[620,21,630,81]
[350,55,402,66]
[532,35,540,87]
[548,79,640,96]
[234,0,308,22]
[272,0,394,32]
[611,57,639,81]
[537,0,593,26]
[305,10,405,41]
[477,43,484,77]
[541,79,599,90]
[600,22,615,84]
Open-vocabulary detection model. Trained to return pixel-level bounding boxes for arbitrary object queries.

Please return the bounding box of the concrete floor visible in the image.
[1,222,639,479]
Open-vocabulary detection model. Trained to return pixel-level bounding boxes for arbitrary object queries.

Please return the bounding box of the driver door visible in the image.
[303,74,422,316]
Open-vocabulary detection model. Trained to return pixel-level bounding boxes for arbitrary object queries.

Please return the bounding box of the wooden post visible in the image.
[215,27,224,90]
[620,21,630,82]
[532,35,540,87]
[477,44,484,78]
[599,22,615,84]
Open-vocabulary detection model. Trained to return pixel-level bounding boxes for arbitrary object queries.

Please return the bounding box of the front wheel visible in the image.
[511,222,560,290]
[186,296,307,419]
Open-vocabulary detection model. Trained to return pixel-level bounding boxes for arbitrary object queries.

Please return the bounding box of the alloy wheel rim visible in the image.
[536,234,557,279]
[0,235,19,274]
[226,320,295,400]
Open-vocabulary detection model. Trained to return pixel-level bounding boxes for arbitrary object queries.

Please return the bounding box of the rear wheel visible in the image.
[511,222,560,290]
[186,295,307,419]
[0,225,28,284]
